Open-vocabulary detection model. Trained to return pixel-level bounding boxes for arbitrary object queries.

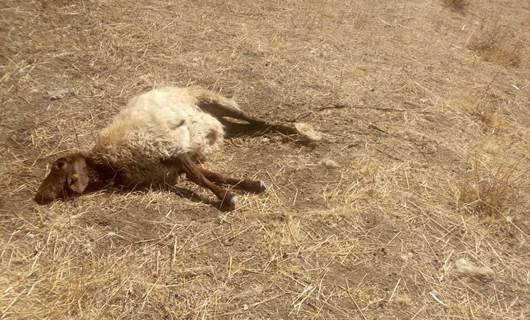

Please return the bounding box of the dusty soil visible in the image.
[1,0,530,319]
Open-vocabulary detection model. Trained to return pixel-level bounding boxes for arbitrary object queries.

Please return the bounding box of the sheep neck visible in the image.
[83,154,119,192]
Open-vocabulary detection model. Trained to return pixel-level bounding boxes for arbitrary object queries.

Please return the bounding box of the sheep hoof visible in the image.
[256,180,267,193]
[222,196,238,211]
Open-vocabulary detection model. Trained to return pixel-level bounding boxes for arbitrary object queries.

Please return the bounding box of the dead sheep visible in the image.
[34,86,305,210]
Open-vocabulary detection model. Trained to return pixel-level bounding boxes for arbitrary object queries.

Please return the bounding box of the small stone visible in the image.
[295,122,322,142]
[47,88,69,100]
[234,283,264,299]
[23,233,35,240]
[454,258,494,279]
[320,158,340,168]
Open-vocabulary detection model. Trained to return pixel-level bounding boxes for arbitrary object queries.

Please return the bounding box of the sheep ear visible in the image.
[67,157,89,194]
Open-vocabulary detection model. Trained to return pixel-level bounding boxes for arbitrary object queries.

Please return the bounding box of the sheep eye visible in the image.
[54,160,66,170]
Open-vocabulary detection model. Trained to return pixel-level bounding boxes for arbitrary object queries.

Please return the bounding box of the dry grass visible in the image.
[2,0,530,319]
[457,86,508,133]
[457,164,521,216]
[469,23,524,68]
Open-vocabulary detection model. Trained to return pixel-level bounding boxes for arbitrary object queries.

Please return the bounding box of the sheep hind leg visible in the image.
[197,167,266,194]
[191,87,298,136]
[174,154,238,211]
[189,87,245,120]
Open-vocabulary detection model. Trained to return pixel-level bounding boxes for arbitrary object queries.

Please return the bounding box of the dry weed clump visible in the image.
[466,102,503,133]
[457,165,520,217]
[441,0,469,13]
[457,88,508,133]
[468,24,523,67]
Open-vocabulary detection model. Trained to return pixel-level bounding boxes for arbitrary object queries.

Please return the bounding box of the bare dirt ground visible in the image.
[1,0,530,319]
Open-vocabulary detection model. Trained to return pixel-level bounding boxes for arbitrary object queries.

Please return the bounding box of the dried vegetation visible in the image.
[469,23,525,68]
[1,0,530,319]
[457,164,522,216]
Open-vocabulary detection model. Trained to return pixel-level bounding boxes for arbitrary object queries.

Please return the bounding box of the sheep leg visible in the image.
[197,167,266,194]
[219,118,300,137]
[218,112,298,136]
[176,154,238,210]
[191,87,298,135]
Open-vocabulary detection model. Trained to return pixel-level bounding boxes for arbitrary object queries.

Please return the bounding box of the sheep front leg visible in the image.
[175,154,238,211]
[197,167,266,194]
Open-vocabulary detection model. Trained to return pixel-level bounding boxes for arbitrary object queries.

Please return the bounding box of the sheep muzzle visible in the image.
[34,154,90,204]
[34,169,68,204]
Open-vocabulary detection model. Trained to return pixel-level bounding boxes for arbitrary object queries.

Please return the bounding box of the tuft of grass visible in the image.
[468,24,523,67]
[459,92,506,133]
[441,0,469,13]
[457,165,520,216]
[475,109,502,131]
[466,102,504,133]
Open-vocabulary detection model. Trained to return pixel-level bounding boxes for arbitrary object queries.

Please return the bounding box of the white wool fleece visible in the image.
[91,87,225,186]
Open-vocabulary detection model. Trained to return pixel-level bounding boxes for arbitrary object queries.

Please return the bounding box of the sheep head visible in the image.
[34,153,90,204]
